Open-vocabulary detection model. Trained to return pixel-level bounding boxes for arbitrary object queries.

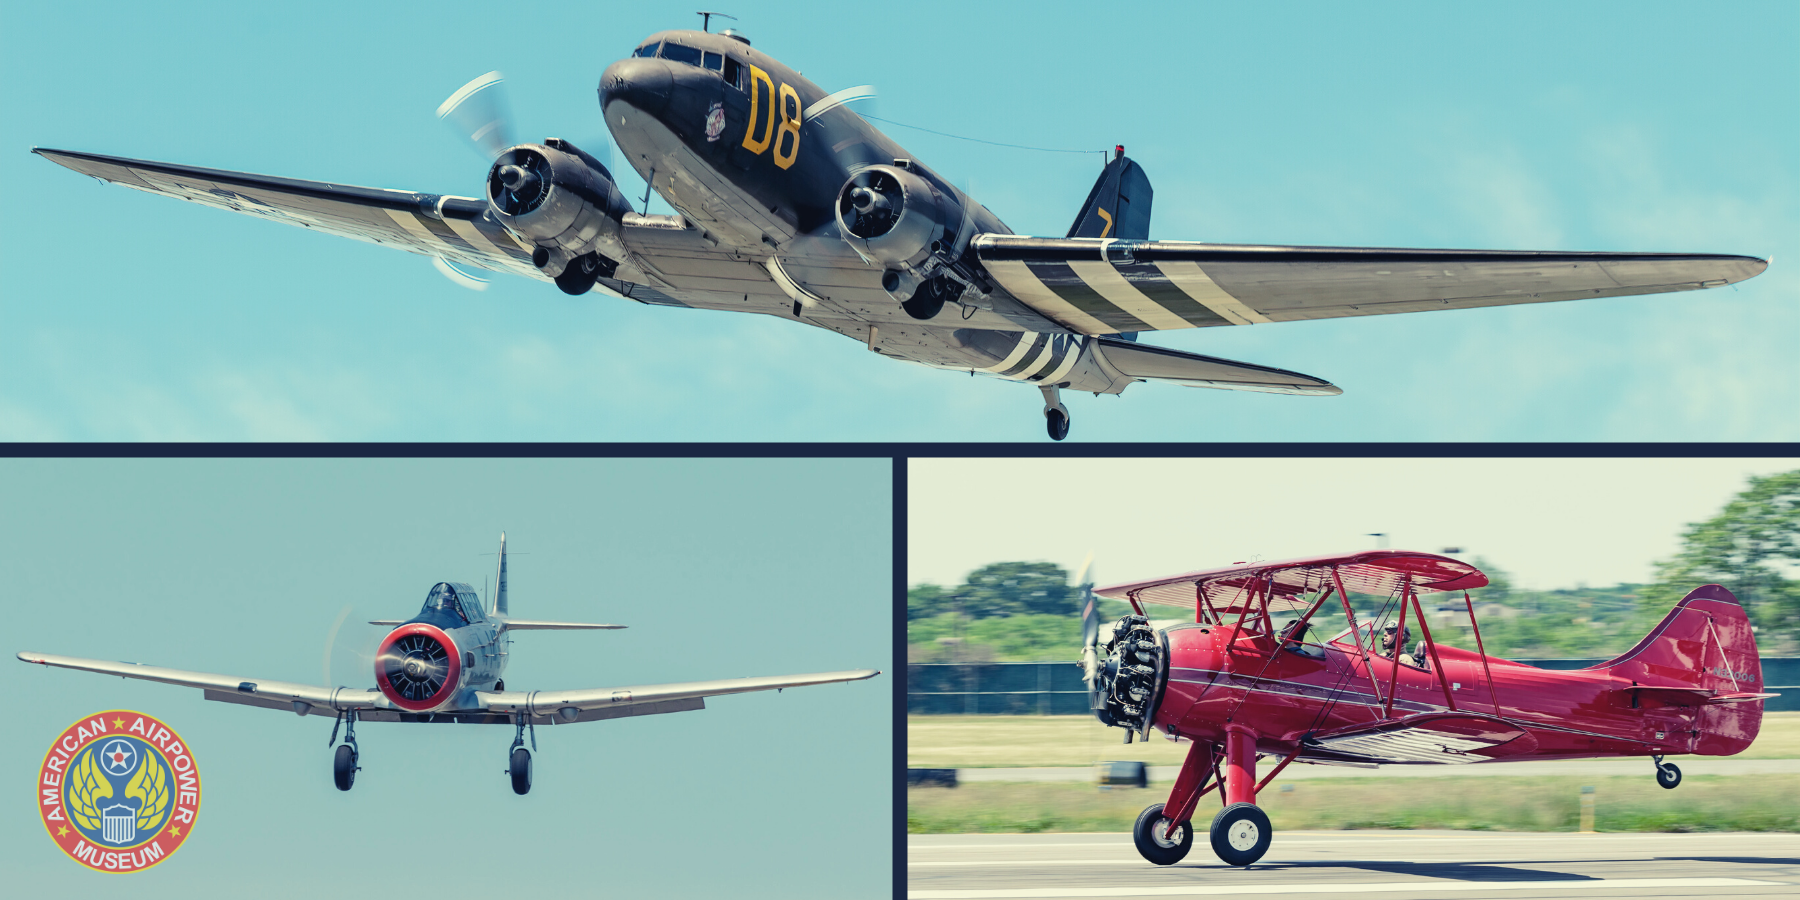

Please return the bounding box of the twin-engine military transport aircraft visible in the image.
[33,21,1767,439]
[1078,551,1774,867]
[18,536,879,795]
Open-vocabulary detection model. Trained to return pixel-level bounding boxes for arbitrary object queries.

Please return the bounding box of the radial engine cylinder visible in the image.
[835,164,960,271]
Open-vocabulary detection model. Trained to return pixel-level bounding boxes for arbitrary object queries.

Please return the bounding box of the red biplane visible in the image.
[1079,550,1776,867]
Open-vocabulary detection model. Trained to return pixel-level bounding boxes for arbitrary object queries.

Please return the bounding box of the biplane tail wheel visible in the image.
[1209,802,1272,867]
[1656,761,1681,789]
[1045,407,1070,441]
[1132,803,1193,865]
[332,744,358,792]
[510,747,533,795]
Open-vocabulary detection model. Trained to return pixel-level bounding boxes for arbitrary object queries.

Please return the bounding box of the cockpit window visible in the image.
[424,583,471,624]
[661,43,703,67]
[634,42,660,58]
[723,58,744,91]
[702,51,723,72]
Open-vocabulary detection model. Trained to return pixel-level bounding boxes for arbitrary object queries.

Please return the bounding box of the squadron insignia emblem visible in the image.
[705,101,726,142]
[37,710,200,872]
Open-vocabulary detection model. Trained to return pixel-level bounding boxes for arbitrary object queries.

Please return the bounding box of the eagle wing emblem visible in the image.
[126,745,169,833]
[66,746,114,832]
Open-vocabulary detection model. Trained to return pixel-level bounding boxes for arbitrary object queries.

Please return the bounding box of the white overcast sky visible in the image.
[909,458,1798,592]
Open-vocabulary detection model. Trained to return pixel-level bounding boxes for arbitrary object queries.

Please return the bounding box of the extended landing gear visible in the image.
[1210,803,1273,867]
[1654,755,1682,789]
[328,710,361,792]
[1133,729,1276,868]
[508,714,537,795]
[1133,802,1193,865]
[548,251,618,296]
[1041,385,1071,441]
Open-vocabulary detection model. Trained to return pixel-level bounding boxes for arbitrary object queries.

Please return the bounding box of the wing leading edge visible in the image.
[478,669,881,725]
[974,234,1767,336]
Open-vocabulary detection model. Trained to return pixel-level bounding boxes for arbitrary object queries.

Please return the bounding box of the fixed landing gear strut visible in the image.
[1040,385,1071,441]
[329,709,361,792]
[508,714,536,795]
[1654,754,1682,789]
[1134,727,1276,867]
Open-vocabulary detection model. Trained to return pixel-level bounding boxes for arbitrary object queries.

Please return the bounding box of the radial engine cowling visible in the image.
[374,623,464,713]
[835,164,960,271]
[486,140,633,275]
[1091,614,1167,735]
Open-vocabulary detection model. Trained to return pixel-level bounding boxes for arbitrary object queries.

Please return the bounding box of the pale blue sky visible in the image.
[0,458,891,897]
[4,0,1794,440]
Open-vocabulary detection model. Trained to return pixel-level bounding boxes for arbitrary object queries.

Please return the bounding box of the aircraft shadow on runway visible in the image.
[1197,861,1600,881]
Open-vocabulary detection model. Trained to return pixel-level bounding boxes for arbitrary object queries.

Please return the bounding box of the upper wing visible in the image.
[479,669,880,725]
[974,235,1768,336]
[17,651,388,714]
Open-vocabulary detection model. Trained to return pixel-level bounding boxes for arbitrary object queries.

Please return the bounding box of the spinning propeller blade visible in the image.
[437,71,514,161]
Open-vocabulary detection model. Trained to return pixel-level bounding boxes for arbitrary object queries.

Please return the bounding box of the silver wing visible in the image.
[16,651,387,715]
[478,670,881,725]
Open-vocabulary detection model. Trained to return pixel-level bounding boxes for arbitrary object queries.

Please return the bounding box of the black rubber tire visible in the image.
[1045,408,1071,441]
[901,291,945,320]
[1132,803,1193,866]
[1209,802,1273,867]
[333,744,357,792]
[1657,762,1681,790]
[510,747,533,795]
[554,266,597,296]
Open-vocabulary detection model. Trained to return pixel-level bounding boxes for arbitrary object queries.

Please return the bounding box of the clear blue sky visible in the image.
[0,458,891,897]
[4,0,1794,440]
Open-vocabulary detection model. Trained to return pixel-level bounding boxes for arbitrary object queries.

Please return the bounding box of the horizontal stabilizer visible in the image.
[499,620,627,631]
[1095,337,1341,395]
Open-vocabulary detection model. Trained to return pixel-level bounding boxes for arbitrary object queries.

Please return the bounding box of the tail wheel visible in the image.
[510,747,533,795]
[333,744,358,792]
[1657,761,1681,789]
[1209,802,1272,867]
[1132,802,1193,865]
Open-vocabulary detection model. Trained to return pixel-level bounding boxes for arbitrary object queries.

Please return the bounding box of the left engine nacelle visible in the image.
[374,623,464,713]
[486,139,632,284]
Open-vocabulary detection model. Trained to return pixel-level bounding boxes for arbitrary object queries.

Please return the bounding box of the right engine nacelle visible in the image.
[835,164,959,271]
[486,140,632,277]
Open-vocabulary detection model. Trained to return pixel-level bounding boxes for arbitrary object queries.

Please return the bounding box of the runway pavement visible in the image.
[908,831,1800,899]
[953,757,1800,783]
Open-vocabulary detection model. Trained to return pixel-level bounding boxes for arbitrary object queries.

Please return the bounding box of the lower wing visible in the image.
[974,235,1767,336]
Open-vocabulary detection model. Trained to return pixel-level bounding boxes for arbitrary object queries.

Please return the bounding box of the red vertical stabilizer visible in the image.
[1600,584,1765,755]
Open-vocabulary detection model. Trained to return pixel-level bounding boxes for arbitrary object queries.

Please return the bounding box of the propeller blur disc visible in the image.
[438,71,513,160]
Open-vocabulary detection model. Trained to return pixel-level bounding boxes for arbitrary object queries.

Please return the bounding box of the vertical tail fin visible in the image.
[1067,146,1154,241]
[1600,584,1765,755]
[494,532,509,616]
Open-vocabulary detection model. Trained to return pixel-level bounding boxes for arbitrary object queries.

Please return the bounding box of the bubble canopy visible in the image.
[422,582,485,624]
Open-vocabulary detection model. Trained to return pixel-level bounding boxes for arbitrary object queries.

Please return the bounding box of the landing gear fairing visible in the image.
[31,26,1768,439]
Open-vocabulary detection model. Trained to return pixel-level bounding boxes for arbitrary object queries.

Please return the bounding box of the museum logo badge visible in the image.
[37,710,200,872]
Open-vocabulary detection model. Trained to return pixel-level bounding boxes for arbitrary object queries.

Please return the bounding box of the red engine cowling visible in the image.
[374,623,463,712]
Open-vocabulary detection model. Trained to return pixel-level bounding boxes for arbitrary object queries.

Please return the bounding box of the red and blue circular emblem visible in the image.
[37,710,201,872]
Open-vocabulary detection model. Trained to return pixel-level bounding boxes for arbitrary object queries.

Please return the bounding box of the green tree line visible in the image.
[908,471,1800,662]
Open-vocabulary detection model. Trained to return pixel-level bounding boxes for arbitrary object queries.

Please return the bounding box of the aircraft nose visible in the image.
[599,57,674,115]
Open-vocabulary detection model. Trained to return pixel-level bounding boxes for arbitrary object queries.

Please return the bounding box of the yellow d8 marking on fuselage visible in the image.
[742,64,801,169]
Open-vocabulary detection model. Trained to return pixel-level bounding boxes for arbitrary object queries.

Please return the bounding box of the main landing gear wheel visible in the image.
[333,744,358,792]
[1132,803,1193,865]
[510,747,533,795]
[1655,757,1682,790]
[1045,407,1071,441]
[1210,802,1272,867]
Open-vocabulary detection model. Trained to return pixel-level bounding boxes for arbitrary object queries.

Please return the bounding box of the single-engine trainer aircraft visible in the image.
[1078,550,1775,867]
[33,23,1768,439]
[17,535,879,795]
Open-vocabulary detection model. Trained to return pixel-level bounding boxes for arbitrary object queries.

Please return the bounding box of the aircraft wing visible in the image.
[973,235,1768,336]
[478,668,880,725]
[29,148,684,304]
[1300,712,1539,764]
[16,651,389,714]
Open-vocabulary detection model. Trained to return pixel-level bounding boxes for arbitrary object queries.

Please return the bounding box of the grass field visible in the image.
[907,774,1800,833]
[907,711,1800,768]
